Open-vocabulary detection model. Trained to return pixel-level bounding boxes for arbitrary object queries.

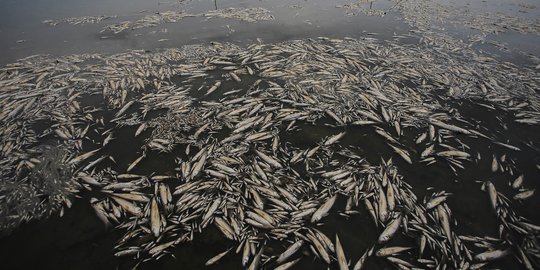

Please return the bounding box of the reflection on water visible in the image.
[0,0,403,64]
[1,0,537,65]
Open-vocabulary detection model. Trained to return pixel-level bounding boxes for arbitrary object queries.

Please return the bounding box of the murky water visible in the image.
[1,0,539,269]
[2,0,537,65]
[0,0,404,65]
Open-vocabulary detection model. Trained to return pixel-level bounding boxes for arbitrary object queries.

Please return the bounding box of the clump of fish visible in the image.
[99,7,274,34]
[0,36,539,269]
[42,15,114,26]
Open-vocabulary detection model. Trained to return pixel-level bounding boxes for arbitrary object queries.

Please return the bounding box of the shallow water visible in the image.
[1,0,540,270]
[0,0,405,65]
[2,0,537,65]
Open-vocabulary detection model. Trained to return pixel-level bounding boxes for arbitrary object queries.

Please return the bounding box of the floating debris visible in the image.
[43,15,114,26]
[101,21,132,34]
[204,7,275,22]
[396,0,540,35]
[0,147,77,235]
[100,7,274,34]
[132,10,196,29]
[336,1,387,17]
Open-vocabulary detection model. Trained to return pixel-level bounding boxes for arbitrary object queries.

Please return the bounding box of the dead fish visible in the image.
[256,150,283,169]
[512,175,523,189]
[274,258,301,270]
[135,123,147,137]
[103,132,114,146]
[326,110,344,125]
[114,100,134,118]
[68,148,100,164]
[393,121,401,136]
[127,153,145,172]
[229,72,241,82]
[194,123,210,139]
[55,128,70,140]
[306,233,331,264]
[514,189,535,200]
[247,246,263,270]
[429,119,471,135]
[246,211,274,228]
[151,175,175,181]
[386,256,414,268]
[206,248,233,266]
[148,240,175,256]
[381,106,390,122]
[436,205,452,243]
[491,156,499,172]
[376,246,412,257]
[276,240,304,264]
[352,247,372,270]
[111,196,143,217]
[335,234,349,270]
[311,194,337,223]
[378,215,402,243]
[388,144,412,164]
[114,248,140,257]
[426,195,447,210]
[416,133,427,144]
[158,183,171,205]
[111,193,149,203]
[418,235,426,257]
[494,141,521,151]
[421,144,434,158]
[429,125,436,140]
[365,199,378,227]
[475,249,510,262]
[241,240,251,267]
[214,216,235,239]
[314,229,335,253]
[306,146,320,158]
[201,198,221,226]
[386,184,395,212]
[190,151,208,179]
[78,173,103,186]
[351,120,377,126]
[83,155,108,172]
[150,198,161,237]
[91,200,111,228]
[378,188,388,222]
[324,132,346,146]
[486,181,497,210]
[516,247,534,270]
[437,150,470,159]
[206,81,222,96]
